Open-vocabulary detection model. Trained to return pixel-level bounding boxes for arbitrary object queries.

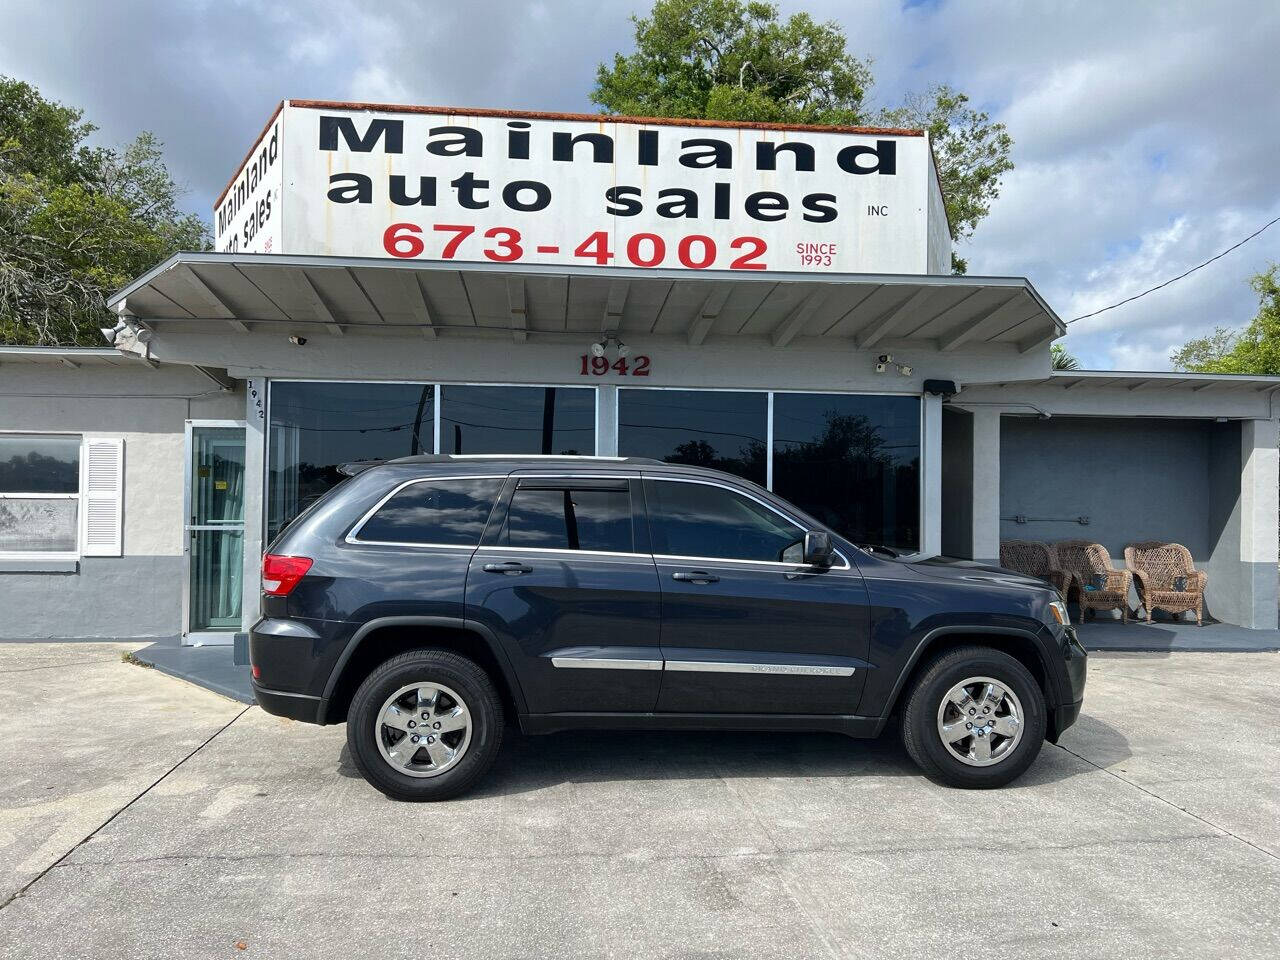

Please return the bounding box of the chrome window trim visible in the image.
[474,545,647,561]
[643,476,851,571]
[664,660,856,677]
[345,474,507,547]
[653,552,850,571]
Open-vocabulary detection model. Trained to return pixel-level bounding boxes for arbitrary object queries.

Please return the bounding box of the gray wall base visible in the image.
[0,555,183,640]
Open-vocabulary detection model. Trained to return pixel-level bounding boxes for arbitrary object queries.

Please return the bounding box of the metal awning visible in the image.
[1031,370,1280,394]
[0,346,154,368]
[106,252,1064,353]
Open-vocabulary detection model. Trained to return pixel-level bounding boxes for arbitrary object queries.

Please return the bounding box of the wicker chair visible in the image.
[1000,540,1079,603]
[1124,541,1207,626]
[1052,541,1133,623]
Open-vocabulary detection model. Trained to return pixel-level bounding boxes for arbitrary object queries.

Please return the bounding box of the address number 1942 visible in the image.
[579,355,651,376]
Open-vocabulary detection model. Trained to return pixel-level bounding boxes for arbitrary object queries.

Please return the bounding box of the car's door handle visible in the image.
[672,570,719,584]
[483,561,533,575]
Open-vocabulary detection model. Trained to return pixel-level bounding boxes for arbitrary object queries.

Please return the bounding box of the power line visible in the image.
[1067,213,1280,324]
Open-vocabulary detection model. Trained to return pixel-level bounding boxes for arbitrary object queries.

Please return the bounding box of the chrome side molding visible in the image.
[549,651,855,677]
[550,656,663,671]
[664,660,856,677]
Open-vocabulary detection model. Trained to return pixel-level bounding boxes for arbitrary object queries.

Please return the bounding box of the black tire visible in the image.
[346,648,504,801]
[900,645,1047,789]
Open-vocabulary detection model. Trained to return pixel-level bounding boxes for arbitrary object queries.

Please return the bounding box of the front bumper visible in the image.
[1048,625,1088,741]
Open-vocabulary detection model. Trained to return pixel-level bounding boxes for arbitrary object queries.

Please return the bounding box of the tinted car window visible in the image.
[357,478,502,545]
[644,479,805,563]
[501,486,633,553]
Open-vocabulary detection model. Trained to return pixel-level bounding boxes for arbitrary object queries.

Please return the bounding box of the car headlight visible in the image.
[1048,599,1070,626]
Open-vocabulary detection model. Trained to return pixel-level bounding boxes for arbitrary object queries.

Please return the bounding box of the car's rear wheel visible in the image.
[347,649,503,801]
[901,645,1046,788]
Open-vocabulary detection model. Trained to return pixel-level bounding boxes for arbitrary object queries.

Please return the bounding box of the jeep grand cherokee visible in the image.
[250,456,1086,800]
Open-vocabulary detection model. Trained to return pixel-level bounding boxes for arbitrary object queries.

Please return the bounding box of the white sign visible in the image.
[214,112,283,254]
[215,102,950,274]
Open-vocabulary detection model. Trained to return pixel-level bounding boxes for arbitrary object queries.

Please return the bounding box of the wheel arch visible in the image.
[878,626,1059,733]
[319,616,527,725]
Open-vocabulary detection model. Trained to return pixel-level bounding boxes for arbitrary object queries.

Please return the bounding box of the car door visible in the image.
[643,475,871,715]
[466,474,663,714]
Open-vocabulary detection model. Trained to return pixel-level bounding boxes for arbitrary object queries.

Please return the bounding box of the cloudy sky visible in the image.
[3,0,1277,369]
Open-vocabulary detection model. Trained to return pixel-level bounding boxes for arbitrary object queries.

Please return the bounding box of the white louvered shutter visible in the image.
[80,438,124,557]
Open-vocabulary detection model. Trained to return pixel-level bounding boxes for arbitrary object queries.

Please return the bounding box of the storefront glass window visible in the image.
[439,386,595,456]
[772,393,920,550]
[617,389,767,484]
[268,382,435,539]
[268,382,598,540]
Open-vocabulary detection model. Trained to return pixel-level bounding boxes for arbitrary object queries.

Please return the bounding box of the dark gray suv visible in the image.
[250,455,1086,800]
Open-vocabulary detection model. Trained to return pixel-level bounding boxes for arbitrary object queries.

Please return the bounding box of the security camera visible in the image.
[289,336,308,346]
[874,362,887,374]
[899,365,913,376]
[877,354,892,364]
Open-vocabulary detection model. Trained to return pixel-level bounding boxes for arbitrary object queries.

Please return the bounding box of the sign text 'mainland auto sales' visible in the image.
[215,105,944,274]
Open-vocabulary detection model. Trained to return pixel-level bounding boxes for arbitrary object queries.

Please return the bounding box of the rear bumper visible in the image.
[252,680,322,723]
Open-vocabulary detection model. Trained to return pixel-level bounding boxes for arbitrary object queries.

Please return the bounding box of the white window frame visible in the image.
[0,431,83,562]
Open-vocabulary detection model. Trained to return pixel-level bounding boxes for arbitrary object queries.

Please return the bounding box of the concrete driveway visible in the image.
[0,643,1276,959]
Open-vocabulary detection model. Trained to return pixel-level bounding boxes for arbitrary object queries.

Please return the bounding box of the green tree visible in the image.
[591,0,1014,273]
[1051,343,1081,371]
[1170,265,1280,374]
[0,77,209,345]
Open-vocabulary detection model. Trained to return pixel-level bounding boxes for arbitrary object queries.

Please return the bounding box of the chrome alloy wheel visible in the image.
[935,676,1025,767]
[376,682,472,778]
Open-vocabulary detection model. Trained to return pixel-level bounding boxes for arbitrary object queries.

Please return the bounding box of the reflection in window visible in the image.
[440,386,595,456]
[0,434,80,555]
[644,480,803,563]
[501,486,633,552]
[617,390,767,484]
[772,393,920,550]
[268,382,435,539]
[0,435,80,493]
[357,478,503,545]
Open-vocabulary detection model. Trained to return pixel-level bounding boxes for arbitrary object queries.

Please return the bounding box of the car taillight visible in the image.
[262,554,313,596]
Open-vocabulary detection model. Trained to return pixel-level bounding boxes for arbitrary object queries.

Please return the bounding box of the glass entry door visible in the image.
[185,423,246,644]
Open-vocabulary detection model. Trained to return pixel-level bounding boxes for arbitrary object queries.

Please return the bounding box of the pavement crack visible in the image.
[0,704,252,913]
[1052,741,1279,863]
[0,658,125,676]
[50,827,1222,873]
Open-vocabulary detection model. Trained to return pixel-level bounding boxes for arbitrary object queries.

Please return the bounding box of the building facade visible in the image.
[1,103,1275,640]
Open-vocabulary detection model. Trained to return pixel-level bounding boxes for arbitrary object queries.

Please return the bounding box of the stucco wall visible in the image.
[0,362,242,639]
[999,415,1245,622]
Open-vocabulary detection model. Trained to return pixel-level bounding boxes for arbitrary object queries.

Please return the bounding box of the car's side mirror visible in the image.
[803,530,835,568]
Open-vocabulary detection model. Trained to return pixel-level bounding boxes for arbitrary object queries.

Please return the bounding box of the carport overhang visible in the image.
[953,370,1280,420]
[104,251,1064,358]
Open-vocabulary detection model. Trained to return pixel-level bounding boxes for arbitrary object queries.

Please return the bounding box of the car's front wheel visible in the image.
[347,648,504,801]
[901,645,1047,788]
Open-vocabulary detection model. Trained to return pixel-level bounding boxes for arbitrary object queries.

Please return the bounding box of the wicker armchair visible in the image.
[1052,541,1133,623]
[1124,541,1207,626]
[999,540,1079,602]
